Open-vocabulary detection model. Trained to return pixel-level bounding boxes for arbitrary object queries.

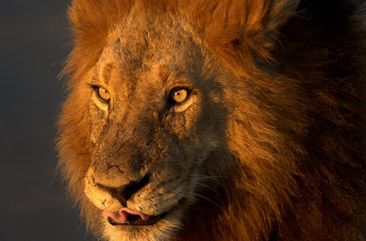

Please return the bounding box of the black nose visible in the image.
[110,173,151,205]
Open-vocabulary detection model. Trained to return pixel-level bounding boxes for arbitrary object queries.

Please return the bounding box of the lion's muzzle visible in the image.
[83,168,167,226]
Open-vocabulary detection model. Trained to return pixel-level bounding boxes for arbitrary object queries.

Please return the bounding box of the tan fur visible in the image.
[58,1,366,241]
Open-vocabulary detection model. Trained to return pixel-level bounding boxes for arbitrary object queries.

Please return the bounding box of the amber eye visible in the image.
[170,87,190,104]
[96,87,111,103]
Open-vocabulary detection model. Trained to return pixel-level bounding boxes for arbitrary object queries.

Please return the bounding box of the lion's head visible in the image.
[58,1,366,241]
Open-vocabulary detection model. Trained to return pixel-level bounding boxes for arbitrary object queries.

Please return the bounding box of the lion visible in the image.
[57,0,366,241]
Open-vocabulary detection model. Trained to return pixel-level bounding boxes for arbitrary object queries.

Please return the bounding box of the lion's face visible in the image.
[70,16,230,241]
[59,1,301,240]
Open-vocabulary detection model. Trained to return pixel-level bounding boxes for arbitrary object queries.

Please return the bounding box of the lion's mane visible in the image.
[58,1,366,241]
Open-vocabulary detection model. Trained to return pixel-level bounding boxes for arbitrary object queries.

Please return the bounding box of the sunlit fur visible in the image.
[58,1,366,241]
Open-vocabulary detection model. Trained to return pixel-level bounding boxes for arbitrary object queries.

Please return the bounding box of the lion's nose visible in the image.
[93,173,151,206]
[114,173,151,204]
[84,168,151,210]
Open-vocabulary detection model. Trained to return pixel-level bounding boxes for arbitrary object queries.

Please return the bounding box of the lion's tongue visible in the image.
[103,208,150,224]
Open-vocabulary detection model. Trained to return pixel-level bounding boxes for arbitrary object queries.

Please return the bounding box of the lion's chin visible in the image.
[103,207,184,241]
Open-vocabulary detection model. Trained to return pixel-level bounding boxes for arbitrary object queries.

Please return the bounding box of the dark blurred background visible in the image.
[0,1,96,240]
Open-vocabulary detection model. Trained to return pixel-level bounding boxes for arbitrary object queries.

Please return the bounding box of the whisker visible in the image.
[194,181,217,192]
[193,193,224,213]
[190,175,226,181]
[191,174,226,178]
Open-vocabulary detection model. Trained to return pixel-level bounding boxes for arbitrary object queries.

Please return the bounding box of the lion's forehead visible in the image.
[96,19,203,80]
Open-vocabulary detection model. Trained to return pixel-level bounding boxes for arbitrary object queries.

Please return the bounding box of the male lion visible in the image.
[57,0,366,241]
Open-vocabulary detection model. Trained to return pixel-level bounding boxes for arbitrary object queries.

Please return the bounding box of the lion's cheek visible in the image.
[89,104,108,144]
[83,169,122,212]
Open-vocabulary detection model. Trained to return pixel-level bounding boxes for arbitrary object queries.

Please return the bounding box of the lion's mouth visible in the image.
[104,198,186,227]
[105,210,169,226]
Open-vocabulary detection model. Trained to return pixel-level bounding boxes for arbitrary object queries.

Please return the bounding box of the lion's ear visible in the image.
[184,0,300,73]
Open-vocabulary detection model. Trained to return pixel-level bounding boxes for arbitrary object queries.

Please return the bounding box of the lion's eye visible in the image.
[96,87,111,103]
[169,87,190,104]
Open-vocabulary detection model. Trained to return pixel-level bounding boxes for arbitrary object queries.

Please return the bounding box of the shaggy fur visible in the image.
[58,0,366,241]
